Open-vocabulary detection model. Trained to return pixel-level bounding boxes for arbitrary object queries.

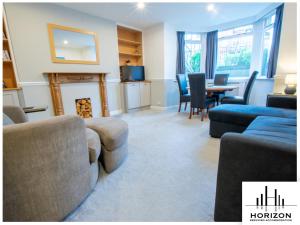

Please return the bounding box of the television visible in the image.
[120,66,145,82]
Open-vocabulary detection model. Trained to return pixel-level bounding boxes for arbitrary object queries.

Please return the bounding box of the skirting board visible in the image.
[150,105,178,111]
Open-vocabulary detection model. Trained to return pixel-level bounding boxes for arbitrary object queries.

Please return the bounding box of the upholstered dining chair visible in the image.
[212,73,229,105]
[176,74,191,112]
[188,73,216,121]
[221,71,258,105]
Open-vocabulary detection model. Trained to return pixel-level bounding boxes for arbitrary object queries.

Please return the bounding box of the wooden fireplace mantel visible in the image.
[43,72,110,117]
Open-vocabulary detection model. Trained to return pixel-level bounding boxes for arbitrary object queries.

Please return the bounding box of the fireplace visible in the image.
[75,98,93,118]
[43,72,110,117]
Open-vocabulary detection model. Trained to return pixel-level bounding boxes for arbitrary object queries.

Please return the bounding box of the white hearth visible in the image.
[61,83,101,117]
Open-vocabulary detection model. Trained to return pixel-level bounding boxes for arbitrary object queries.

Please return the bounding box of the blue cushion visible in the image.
[244,116,296,144]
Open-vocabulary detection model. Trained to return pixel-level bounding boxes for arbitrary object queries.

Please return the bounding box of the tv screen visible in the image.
[120,66,145,82]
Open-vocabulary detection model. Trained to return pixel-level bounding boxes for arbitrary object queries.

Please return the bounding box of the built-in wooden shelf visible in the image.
[118,38,141,46]
[3,17,18,90]
[117,25,143,66]
[119,52,142,57]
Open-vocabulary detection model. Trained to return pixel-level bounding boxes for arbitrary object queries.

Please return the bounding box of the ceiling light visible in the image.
[63,40,68,45]
[207,4,215,12]
[137,2,145,9]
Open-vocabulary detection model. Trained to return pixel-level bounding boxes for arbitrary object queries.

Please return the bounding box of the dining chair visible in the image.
[176,74,191,112]
[221,71,258,105]
[212,73,229,105]
[188,73,216,121]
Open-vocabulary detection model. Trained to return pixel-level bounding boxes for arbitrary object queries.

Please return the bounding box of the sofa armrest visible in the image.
[3,105,28,124]
[3,115,92,221]
[214,133,296,222]
[266,94,297,109]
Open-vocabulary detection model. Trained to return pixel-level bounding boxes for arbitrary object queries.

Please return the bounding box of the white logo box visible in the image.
[242,182,299,225]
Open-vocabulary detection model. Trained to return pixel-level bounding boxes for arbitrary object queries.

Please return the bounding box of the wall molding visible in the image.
[19,78,121,87]
[150,105,178,111]
[19,81,49,86]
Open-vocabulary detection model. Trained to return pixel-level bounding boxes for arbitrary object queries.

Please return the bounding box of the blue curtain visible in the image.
[205,30,218,79]
[176,31,185,74]
[267,4,284,78]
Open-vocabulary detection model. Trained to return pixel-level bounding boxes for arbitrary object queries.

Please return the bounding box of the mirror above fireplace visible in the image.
[47,23,99,64]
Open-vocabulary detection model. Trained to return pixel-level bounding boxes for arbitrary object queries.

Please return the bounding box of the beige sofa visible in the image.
[3,106,128,221]
[3,106,101,221]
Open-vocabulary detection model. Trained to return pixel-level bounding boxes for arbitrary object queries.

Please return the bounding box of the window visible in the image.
[261,14,275,76]
[185,33,202,73]
[217,25,253,77]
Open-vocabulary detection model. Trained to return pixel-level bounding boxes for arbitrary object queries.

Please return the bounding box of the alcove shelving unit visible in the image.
[3,17,19,91]
[117,25,143,66]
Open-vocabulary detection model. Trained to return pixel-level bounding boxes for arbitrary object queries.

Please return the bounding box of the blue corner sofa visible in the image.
[208,95,297,222]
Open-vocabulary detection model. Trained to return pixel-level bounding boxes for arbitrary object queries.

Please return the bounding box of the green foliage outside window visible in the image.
[186,52,201,73]
[224,48,251,68]
[217,48,251,72]
[261,49,269,76]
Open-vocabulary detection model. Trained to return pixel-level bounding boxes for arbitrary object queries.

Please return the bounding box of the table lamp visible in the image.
[284,74,297,95]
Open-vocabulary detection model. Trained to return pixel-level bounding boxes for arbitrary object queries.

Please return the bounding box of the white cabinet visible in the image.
[126,83,140,109]
[140,82,151,107]
[124,81,151,111]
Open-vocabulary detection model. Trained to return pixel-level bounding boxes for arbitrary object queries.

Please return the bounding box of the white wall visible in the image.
[143,22,178,107]
[4,3,121,120]
[143,23,165,80]
[164,23,177,79]
[274,3,297,93]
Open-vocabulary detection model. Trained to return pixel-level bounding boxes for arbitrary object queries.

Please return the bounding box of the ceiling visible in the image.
[58,2,276,31]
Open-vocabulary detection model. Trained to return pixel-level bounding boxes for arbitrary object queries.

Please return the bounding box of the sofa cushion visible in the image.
[85,117,128,152]
[86,128,101,163]
[244,116,296,144]
[209,104,296,127]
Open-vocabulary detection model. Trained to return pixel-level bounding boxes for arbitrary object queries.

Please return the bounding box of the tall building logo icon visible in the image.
[248,186,290,210]
[242,182,299,224]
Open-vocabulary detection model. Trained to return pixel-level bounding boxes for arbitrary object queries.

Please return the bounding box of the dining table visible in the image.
[187,85,238,95]
[206,85,238,95]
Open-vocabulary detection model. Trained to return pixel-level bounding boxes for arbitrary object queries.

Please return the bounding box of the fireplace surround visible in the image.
[43,72,110,117]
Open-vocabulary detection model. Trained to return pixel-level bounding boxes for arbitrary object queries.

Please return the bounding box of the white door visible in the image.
[140,82,151,107]
[126,83,140,109]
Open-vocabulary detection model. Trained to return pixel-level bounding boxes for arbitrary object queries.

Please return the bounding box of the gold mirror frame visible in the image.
[47,23,100,65]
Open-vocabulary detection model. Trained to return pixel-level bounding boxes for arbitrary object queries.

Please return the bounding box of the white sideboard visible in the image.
[123,81,151,112]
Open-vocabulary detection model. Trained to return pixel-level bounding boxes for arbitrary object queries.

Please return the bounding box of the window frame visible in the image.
[260,12,276,77]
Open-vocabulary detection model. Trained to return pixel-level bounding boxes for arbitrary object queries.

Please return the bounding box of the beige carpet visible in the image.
[66,108,220,221]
